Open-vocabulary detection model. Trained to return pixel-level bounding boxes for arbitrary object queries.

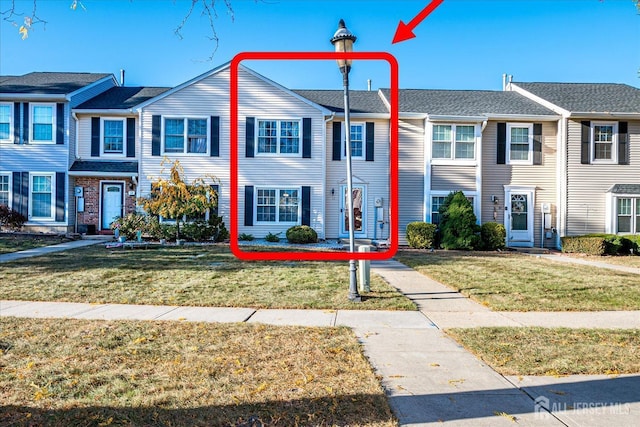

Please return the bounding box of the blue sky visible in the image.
[1,0,638,91]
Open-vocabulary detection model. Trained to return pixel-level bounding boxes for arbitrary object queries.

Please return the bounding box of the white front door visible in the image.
[504,189,534,247]
[102,183,123,230]
[341,185,366,237]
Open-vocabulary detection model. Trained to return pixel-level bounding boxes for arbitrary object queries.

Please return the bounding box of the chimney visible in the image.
[502,73,507,91]
[120,69,125,86]
[367,79,372,91]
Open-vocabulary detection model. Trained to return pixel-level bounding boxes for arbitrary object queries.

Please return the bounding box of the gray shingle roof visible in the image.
[0,72,111,94]
[608,184,640,194]
[380,89,556,116]
[76,87,171,110]
[514,82,640,113]
[293,90,389,114]
[70,161,138,174]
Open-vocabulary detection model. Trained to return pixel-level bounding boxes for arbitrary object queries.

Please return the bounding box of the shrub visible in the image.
[561,236,606,255]
[627,235,640,255]
[110,212,147,240]
[181,216,229,242]
[479,222,506,251]
[265,232,281,243]
[578,234,635,255]
[286,225,318,244]
[438,191,480,250]
[405,222,436,249]
[239,233,254,241]
[0,205,27,231]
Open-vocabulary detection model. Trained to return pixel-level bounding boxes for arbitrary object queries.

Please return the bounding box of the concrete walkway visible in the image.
[0,242,639,426]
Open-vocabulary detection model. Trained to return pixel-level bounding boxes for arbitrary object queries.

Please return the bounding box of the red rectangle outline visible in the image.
[230,51,399,261]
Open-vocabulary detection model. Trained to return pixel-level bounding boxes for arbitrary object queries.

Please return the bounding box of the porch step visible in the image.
[506,246,551,255]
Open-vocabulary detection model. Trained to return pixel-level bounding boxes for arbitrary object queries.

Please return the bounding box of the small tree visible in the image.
[138,158,218,241]
[438,191,479,250]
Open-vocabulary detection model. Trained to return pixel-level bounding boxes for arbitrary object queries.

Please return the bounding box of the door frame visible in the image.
[340,184,367,238]
[100,181,125,231]
[503,185,535,247]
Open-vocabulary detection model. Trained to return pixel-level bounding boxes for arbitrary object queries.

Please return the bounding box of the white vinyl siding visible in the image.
[0,104,12,142]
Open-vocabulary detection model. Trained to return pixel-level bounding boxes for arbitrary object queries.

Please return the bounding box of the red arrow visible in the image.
[392,0,445,44]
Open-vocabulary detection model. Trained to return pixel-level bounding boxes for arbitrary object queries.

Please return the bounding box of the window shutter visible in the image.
[244,185,254,226]
[332,122,341,161]
[210,184,219,216]
[533,123,543,165]
[581,121,591,164]
[152,115,161,156]
[91,117,100,157]
[13,102,20,144]
[245,117,255,158]
[497,122,506,164]
[22,102,29,144]
[210,116,220,157]
[56,103,64,145]
[12,172,22,214]
[55,172,65,222]
[302,186,311,226]
[302,118,312,158]
[126,117,135,158]
[618,121,629,165]
[366,122,375,161]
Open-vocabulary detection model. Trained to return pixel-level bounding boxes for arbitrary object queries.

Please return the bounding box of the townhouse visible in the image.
[1,66,638,249]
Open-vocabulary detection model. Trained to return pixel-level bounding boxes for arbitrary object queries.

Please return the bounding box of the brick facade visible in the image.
[73,176,137,233]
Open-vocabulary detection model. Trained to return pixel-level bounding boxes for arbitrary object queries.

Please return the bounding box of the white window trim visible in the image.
[255,118,302,157]
[30,103,56,144]
[254,186,302,225]
[591,121,618,164]
[506,123,533,165]
[0,103,13,143]
[608,194,640,235]
[0,172,11,209]
[161,116,210,156]
[429,123,478,165]
[341,122,365,160]
[29,172,56,220]
[101,117,126,157]
[427,190,479,225]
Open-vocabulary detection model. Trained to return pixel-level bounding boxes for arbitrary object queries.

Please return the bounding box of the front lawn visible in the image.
[0,233,72,255]
[1,245,415,310]
[447,327,640,376]
[395,250,640,311]
[0,317,396,426]
[565,253,640,269]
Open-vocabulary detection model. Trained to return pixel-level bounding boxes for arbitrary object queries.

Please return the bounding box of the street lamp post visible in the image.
[331,19,360,302]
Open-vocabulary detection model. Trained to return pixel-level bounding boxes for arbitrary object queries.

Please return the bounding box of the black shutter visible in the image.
[366,122,375,161]
[244,185,254,226]
[126,117,135,158]
[91,117,100,157]
[533,123,543,165]
[152,115,161,156]
[302,118,312,158]
[332,122,341,161]
[55,172,65,222]
[210,184,219,216]
[497,122,506,164]
[56,103,64,145]
[245,117,255,158]
[22,102,29,143]
[210,116,220,157]
[13,102,20,144]
[301,186,311,226]
[581,121,591,164]
[618,121,629,165]
[12,172,22,215]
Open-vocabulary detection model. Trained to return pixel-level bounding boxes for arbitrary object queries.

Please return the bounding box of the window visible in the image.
[164,118,208,154]
[0,104,11,141]
[432,124,476,160]
[257,120,300,155]
[32,104,55,143]
[30,174,54,219]
[593,123,616,162]
[616,197,640,234]
[103,119,124,154]
[507,123,532,164]
[256,188,299,223]
[0,175,9,207]
[343,123,364,158]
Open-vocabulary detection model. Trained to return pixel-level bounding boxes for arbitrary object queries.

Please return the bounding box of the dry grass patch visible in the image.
[563,253,640,269]
[1,244,414,310]
[0,317,396,426]
[447,327,640,376]
[395,250,640,311]
[0,233,72,255]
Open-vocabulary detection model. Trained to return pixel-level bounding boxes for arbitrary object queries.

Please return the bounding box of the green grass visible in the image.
[447,327,640,376]
[0,317,396,426]
[1,244,415,310]
[395,250,640,311]
[0,234,72,255]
